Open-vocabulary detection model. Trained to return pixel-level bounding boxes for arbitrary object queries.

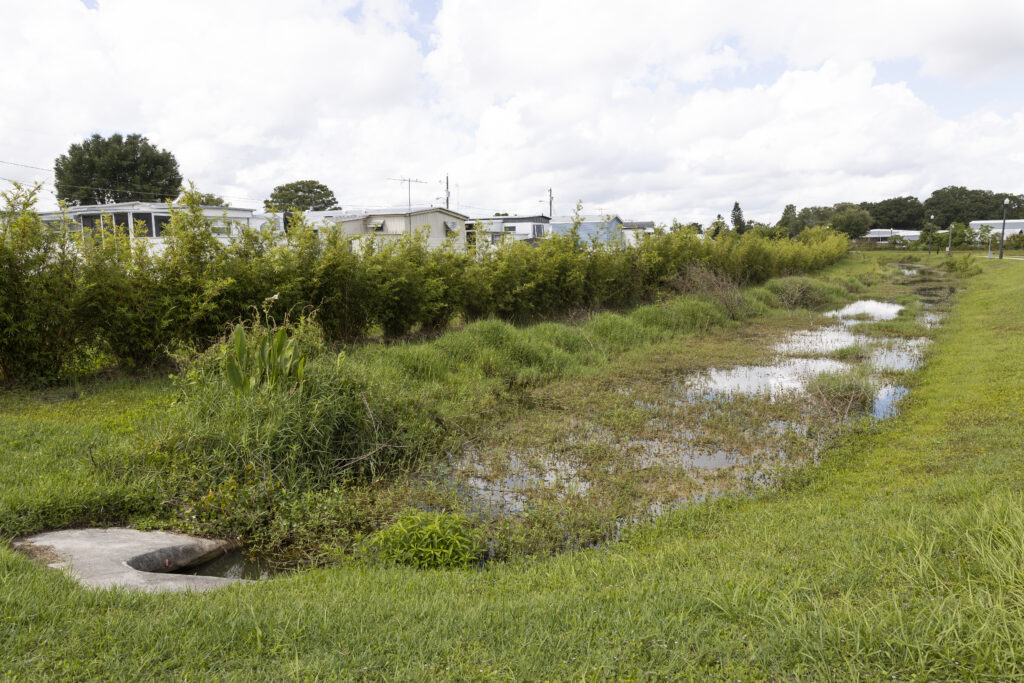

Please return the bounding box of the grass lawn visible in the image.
[2,253,1024,678]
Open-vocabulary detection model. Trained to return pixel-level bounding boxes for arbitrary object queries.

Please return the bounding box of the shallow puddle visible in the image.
[869,338,928,372]
[826,300,903,322]
[175,550,281,580]
[685,358,849,400]
[872,384,909,419]
[631,439,745,470]
[458,452,591,514]
[774,326,868,354]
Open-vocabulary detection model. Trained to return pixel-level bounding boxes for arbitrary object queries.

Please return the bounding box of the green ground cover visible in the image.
[3,253,1023,678]
[0,255,885,561]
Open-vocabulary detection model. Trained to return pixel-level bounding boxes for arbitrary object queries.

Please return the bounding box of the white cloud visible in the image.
[2,0,1024,223]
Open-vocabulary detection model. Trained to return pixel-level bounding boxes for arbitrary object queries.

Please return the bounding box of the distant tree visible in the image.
[54,133,182,205]
[796,206,835,231]
[949,222,977,248]
[746,221,785,239]
[264,180,339,211]
[777,204,799,236]
[860,196,924,232]
[670,219,703,234]
[493,212,509,216]
[708,214,728,238]
[193,192,226,206]
[731,202,746,233]
[830,206,873,239]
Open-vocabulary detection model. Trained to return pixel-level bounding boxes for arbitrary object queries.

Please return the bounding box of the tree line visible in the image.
[54,133,340,212]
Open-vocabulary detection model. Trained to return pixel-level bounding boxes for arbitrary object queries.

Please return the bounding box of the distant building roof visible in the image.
[550,215,623,225]
[308,207,468,221]
[622,221,655,230]
[500,215,550,223]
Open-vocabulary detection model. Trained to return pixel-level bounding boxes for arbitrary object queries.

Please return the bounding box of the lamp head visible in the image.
[1005,198,1011,205]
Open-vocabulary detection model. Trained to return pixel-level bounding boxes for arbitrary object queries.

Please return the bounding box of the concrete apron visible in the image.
[12,528,244,593]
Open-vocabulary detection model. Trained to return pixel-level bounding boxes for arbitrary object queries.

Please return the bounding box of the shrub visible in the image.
[0,183,81,384]
[765,276,846,309]
[944,253,982,278]
[364,510,483,569]
[164,316,439,493]
[806,371,875,421]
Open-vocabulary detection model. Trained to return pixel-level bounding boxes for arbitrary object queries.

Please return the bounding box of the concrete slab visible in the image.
[12,528,245,593]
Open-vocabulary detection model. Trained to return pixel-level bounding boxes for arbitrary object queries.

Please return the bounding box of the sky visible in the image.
[2,0,1024,224]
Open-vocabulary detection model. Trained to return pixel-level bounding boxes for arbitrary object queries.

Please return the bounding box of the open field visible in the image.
[2,253,1024,678]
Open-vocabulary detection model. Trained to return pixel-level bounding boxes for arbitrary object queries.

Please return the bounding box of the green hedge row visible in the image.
[0,184,848,384]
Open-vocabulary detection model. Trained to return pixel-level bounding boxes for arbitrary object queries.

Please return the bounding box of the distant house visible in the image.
[620,220,660,247]
[548,214,624,242]
[969,219,1024,240]
[465,214,550,247]
[38,202,468,251]
[37,201,257,240]
[861,228,921,244]
[306,207,468,250]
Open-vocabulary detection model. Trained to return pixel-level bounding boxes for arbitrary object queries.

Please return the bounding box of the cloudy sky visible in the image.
[2,0,1024,223]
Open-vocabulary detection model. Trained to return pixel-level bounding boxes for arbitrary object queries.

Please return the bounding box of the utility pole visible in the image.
[548,188,554,218]
[388,177,426,231]
[445,175,450,210]
[999,197,1009,260]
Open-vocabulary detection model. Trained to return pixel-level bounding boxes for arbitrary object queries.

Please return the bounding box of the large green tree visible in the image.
[264,180,339,212]
[829,206,873,239]
[54,133,182,205]
[923,186,1024,227]
[860,196,924,232]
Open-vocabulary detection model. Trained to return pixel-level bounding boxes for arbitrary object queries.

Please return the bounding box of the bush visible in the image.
[0,183,81,384]
[164,316,440,493]
[764,277,846,309]
[364,510,483,569]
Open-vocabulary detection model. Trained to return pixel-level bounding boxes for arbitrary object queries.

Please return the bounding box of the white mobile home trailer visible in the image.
[38,202,258,243]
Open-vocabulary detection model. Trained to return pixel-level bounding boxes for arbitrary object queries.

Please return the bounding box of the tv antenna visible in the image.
[388,177,427,213]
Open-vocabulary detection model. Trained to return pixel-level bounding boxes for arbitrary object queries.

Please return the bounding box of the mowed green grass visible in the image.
[3,254,1024,678]
[0,378,172,536]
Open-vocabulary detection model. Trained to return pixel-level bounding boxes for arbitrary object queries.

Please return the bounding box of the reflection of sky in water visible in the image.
[873,384,909,419]
[775,326,868,354]
[687,358,849,400]
[826,300,903,321]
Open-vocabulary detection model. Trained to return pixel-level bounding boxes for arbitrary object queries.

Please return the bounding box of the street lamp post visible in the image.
[928,214,934,255]
[999,197,1009,260]
[947,223,953,256]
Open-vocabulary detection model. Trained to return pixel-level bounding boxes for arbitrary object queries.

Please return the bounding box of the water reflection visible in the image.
[686,358,849,400]
[872,384,909,419]
[826,300,903,322]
